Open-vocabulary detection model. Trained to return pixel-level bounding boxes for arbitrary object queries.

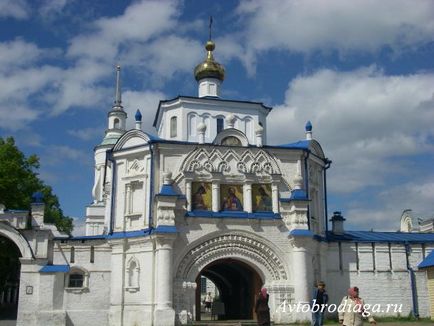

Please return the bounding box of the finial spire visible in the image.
[209,16,213,41]
[113,64,122,109]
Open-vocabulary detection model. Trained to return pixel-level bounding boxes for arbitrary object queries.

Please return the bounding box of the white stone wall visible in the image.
[326,242,434,318]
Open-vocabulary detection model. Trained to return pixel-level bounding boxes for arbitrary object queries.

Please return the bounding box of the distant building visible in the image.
[2,36,434,326]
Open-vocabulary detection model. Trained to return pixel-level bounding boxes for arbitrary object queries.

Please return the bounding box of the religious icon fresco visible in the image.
[191,182,212,210]
[220,184,244,211]
[252,184,272,212]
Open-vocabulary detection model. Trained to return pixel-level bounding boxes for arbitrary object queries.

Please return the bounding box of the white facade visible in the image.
[2,41,434,326]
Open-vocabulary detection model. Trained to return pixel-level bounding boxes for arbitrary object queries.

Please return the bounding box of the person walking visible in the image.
[339,287,376,326]
[255,287,271,326]
[204,292,213,313]
[311,281,328,326]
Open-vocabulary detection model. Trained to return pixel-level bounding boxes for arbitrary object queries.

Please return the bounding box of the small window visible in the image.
[68,273,84,288]
[170,116,177,138]
[201,277,207,294]
[70,246,75,263]
[66,267,89,291]
[217,118,224,133]
[114,118,120,129]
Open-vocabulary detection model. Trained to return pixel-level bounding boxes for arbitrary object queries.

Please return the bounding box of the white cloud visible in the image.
[67,0,179,62]
[235,0,434,71]
[67,127,104,141]
[39,0,68,17]
[345,179,434,231]
[268,67,434,193]
[0,39,46,72]
[123,90,165,132]
[0,0,29,20]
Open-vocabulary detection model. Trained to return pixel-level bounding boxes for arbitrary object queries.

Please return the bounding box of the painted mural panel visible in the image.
[220,184,244,211]
[192,182,212,210]
[252,184,272,212]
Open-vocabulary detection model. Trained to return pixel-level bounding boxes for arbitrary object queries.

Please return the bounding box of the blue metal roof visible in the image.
[418,250,434,268]
[157,184,180,196]
[275,140,310,150]
[326,231,434,243]
[280,189,309,202]
[40,264,70,273]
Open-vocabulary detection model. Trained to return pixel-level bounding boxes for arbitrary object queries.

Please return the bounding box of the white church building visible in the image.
[2,37,434,326]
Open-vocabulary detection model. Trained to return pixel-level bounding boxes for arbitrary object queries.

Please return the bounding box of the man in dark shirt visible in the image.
[311,281,328,326]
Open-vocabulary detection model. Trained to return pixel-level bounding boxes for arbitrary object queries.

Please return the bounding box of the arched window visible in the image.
[126,257,140,292]
[216,118,224,134]
[114,118,120,129]
[170,116,177,138]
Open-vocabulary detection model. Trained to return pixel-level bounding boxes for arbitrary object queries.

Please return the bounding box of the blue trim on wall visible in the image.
[154,225,178,233]
[107,228,153,239]
[289,229,314,237]
[186,210,281,220]
[40,264,70,273]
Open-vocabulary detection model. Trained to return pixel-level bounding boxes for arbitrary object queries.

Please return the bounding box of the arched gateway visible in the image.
[173,232,290,324]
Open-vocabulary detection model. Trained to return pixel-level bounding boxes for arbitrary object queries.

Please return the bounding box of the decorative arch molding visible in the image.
[0,221,33,259]
[178,147,282,176]
[309,140,325,159]
[213,128,249,147]
[113,129,153,151]
[174,231,288,284]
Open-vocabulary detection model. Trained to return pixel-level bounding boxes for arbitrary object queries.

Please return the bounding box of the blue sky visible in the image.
[1,0,434,234]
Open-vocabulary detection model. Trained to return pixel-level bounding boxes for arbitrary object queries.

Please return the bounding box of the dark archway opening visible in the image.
[0,235,21,320]
[195,258,262,322]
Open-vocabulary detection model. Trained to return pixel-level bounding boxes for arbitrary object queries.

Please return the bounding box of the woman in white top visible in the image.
[339,287,376,326]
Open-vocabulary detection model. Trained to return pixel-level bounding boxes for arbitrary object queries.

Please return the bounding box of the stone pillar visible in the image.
[185,180,192,211]
[212,181,220,212]
[244,182,252,213]
[271,182,279,213]
[154,236,176,326]
[289,235,314,322]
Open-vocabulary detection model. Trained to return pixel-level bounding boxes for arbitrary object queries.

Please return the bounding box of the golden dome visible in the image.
[194,41,225,81]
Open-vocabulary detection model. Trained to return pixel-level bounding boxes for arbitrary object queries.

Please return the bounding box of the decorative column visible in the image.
[226,114,235,129]
[271,182,279,214]
[154,236,176,326]
[255,124,263,147]
[125,183,131,215]
[243,181,253,213]
[212,181,220,212]
[185,180,192,211]
[197,123,206,144]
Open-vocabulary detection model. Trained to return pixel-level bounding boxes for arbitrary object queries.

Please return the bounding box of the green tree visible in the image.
[0,137,73,234]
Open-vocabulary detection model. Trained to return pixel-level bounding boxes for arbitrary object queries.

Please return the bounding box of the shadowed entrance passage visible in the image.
[195,258,262,321]
[0,235,21,320]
